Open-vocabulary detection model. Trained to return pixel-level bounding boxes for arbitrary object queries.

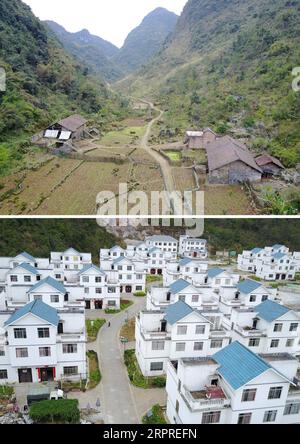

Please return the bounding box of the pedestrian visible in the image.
[96,398,101,410]
[108,322,111,328]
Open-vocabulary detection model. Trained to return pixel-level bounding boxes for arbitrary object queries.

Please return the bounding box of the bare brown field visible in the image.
[172,167,196,191]
[203,184,257,215]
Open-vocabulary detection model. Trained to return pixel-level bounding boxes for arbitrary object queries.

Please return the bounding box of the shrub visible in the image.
[134,291,146,297]
[87,350,101,389]
[142,405,167,424]
[29,399,80,424]
[86,318,106,341]
[153,377,166,388]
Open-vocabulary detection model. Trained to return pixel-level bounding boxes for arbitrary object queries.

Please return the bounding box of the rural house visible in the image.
[184,128,217,149]
[255,154,284,177]
[44,114,87,142]
[206,136,262,184]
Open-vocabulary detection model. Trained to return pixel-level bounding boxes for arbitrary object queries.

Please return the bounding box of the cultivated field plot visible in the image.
[203,184,257,215]
[85,146,134,159]
[0,158,82,215]
[183,149,207,165]
[34,162,131,215]
[130,148,158,164]
[99,126,146,147]
[172,167,196,192]
[129,164,165,193]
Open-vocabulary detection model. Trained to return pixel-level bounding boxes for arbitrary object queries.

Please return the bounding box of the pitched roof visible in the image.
[110,245,125,252]
[58,115,87,132]
[164,300,194,325]
[147,235,177,243]
[255,300,290,322]
[207,267,225,278]
[255,154,284,169]
[63,247,80,255]
[18,252,36,262]
[251,247,263,254]
[273,244,284,250]
[15,263,38,275]
[207,136,262,173]
[272,252,287,260]
[237,279,262,294]
[27,276,66,294]
[179,258,193,266]
[213,341,271,389]
[5,300,59,327]
[169,279,190,294]
[113,256,131,265]
[186,131,204,137]
[148,247,161,254]
[78,264,105,275]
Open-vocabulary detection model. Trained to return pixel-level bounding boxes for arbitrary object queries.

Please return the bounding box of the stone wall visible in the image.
[209,160,261,184]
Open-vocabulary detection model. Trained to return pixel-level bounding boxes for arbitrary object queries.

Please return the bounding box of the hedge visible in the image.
[29,399,80,424]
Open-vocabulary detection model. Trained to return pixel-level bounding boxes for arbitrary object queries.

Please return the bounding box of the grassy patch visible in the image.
[105,299,133,314]
[86,319,106,342]
[29,399,80,424]
[0,385,14,398]
[134,291,146,297]
[165,151,181,162]
[124,349,166,389]
[142,404,167,424]
[120,318,136,342]
[146,275,163,284]
[87,350,101,389]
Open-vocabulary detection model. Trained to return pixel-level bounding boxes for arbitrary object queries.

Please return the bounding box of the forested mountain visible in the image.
[45,21,123,82]
[122,0,300,167]
[1,219,300,260]
[113,8,178,75]
[0,0,128,172]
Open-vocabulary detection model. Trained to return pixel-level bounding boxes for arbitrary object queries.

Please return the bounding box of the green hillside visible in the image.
[0,0,128,174]
[121,0,300,167]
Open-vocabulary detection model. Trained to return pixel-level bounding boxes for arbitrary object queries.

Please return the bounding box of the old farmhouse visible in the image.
[44,114,87,142]
[184,128,217,149]
[207,136,262,184]
[255,154,285,177]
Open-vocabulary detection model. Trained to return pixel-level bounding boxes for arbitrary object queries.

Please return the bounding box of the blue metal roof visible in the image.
[273,244,284,250]
[27,276,66,294]
[213,341,271,389]
[148,235,177,243]
[64,248,80,255]
[19,252,36,262]
[148,247,160,254]
[179,258,192,266]
[255,300,290,322]
[110,245,124,252]
[164,300,194,325]
[169,279,190,294]
[237,279,262,294]
[251,248,263,254]
[78,264,105,275]
[16,263,38,275]
[113,256,129,265]
[207,268,225,278]
[5,299,59,327]
[272,252,286,260]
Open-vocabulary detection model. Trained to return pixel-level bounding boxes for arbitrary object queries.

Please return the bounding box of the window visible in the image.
[211,340,223,349]
[176,343,186,352]
[136,274,143,280]
[215,279,221,285]
[84,288,89,294]
[179,295,186,302]
[192,295,199,303]
[150,362,163,371]
[262,295,268,302]
[177,326,187,335]
[270,339,279,348]
[108,287,116,293]
[274,323,283,332]
[14,328,27,339]
[55,274,61,279]
[127,266,132,271]
[16,348,28,358]
[0,347,5,356]
[38,328,50,338]
[152,341,164,351]
[268,387,283,400]
[238,413,252,424]
[249,295,256,302]
[95,277,102,283]
[194,342,204,351]
[10,275,18,282]
[196,325,206,335]
[249,338,260,347]
[96,288,102,294]
[51,295,59,303]
[136,286,142,291]
[34,295,42,301]
[284,403,300,415]
[242,389,257,402]
[202,411,221,424]
[290,323,298,332]
[263,410,277,423]
[63,366,78,376]
[82,276,89,283]
[24,276,31,282]
[0,370,8,379]
[63,344,77,354]
[39,347,51,357]
[108,301,116,307]
[127,275,132,280]
[286,339,294,347]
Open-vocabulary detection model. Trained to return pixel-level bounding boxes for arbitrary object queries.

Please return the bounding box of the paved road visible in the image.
[97,296,146,424]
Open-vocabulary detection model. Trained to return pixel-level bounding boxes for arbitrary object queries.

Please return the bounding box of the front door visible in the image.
[95,300,103,309]
[85,300,91,310]
[126,286,132,293]
[18,368,32,383]
[40,368,54,382]
[151,269,156,275]
[276,274,280,280]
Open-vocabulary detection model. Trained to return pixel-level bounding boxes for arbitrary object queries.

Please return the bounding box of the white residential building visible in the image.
[166,341,300,424]
[164,258,208,287]
[145,235,178,259]
[50,248,92,282]
[108,257,146,294]
[179,235,208,259]
[135,300,230,376]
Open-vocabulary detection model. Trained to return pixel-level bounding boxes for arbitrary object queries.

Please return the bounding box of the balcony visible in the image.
[210,329,228,338]
[57,332,85,343]
[234,324,266,337]
[181,385,230,411]
[140,328,170,341]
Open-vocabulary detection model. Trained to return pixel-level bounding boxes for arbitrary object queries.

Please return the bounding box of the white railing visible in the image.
[182,385,230,410]
[234,324,265,336]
